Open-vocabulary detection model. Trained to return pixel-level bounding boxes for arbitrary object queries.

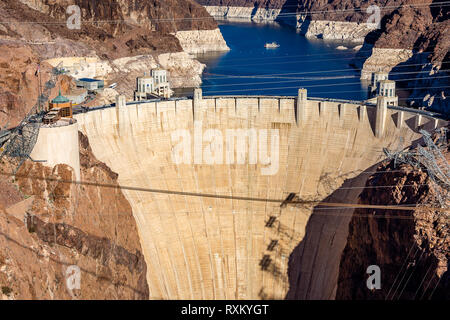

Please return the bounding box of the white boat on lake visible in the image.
[265,42,280,49]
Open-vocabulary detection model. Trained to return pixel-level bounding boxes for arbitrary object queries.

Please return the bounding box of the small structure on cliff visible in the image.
[134,69,171,101]
[367,72,398,106]
[66,88,88,105]
[43,91,74,125]
[76,78,105,91]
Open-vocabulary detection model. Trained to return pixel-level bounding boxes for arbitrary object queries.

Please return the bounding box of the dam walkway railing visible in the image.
[71,95,447,121]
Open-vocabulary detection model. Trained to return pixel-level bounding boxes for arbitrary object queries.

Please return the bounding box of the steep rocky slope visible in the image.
[0,0,229,129]
[7,0,219,58]
[335,150,449,300]
[0,132,149,299]
[0,45,75,128]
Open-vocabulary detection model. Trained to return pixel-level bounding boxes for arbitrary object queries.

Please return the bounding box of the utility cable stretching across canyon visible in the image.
[0,171,448,213]
[0,2,448,24]
[199,70,450,87]
[206,75,450,93]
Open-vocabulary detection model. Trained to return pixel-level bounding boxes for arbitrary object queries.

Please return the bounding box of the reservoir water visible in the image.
[196,21,370,101]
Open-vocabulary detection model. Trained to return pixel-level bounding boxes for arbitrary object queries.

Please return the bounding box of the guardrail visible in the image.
[203,94,366,105]
[388,105,444,119]
[73,97,191,115]
[72,95,448,121]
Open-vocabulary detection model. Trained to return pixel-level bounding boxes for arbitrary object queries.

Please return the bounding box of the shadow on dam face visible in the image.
[285,164,379,300]
[73,96,443,299]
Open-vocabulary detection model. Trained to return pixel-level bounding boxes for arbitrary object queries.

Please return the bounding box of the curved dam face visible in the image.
[74,94,439,299]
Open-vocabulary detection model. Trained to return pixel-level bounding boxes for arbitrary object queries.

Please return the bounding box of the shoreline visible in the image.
[202,6,446,111]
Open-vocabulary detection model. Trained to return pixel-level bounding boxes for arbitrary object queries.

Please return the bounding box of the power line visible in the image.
[274,2,450,17]
[384,130,449,300]
[212,55,371,68]
[204,61,449,79]
[204,75,450,93]
[203,50,443,69]
[199,47,436,64]
[306,86,450,96]
[412,235,448,300]
[0,171,447,212]
[199,70,450,88]
[2,1,447,24]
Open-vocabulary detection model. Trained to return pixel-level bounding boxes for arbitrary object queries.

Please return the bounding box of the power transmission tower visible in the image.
[384,128,450,209]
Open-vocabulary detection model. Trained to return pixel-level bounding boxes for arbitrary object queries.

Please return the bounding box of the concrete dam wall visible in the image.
[73,92,444,299]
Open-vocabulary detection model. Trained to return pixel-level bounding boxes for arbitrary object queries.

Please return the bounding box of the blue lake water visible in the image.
[195,21,370,100]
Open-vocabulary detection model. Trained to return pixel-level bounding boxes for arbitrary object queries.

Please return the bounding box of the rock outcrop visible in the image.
[357,47,414,80]
[174,29,230,54]
[0,44,74,128]
[204,5,281,22]
[43,52,206,102]
[336,148,449,300]
[0,132,149,300]
[302,20,378,43]
[0,0,229,129]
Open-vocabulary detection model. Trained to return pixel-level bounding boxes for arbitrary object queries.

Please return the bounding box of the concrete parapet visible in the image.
[339,103,347,119]
[396,111,404,129]
[432,118,439,129]
[375,96,387,138]
[319,101,326,116]
[116,95,126,109]
[296,88,307,124]
[30,121,81,181]
[193,88,203,120]
[415,114,423,129]
[358,105,367,122]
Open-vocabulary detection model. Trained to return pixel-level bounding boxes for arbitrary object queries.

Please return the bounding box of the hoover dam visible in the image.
[59,90,444,300]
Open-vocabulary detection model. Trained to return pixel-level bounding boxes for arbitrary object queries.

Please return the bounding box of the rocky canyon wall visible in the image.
[174,29,230,54]
[0,0,230,128]
[204,5,282,22]
[0,132,149,300]
[335,151,449,300]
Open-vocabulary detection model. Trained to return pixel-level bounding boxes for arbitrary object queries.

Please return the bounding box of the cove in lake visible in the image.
[194,21,370,101]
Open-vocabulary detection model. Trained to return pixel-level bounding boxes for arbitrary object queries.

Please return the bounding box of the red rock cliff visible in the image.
[0,132,149,299]
[335,149,449,300]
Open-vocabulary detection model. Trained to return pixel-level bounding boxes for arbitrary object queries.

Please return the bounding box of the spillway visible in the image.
[73,92,442,299]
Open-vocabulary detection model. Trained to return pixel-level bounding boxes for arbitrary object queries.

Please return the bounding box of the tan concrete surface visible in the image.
[74,97,442,299]
[30,121,81,181]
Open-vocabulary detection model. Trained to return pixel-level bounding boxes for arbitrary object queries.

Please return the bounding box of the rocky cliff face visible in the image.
[204,5,282,22]
[1,0,229,60]
[174,29,230,54]
[0,0,229,128]
[14,0,218,57]
[335,153,449,300]
[0,45,74,128]
[0,132,149,299]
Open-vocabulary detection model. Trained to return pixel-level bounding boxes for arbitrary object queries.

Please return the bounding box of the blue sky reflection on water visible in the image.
[196,21,369,100]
